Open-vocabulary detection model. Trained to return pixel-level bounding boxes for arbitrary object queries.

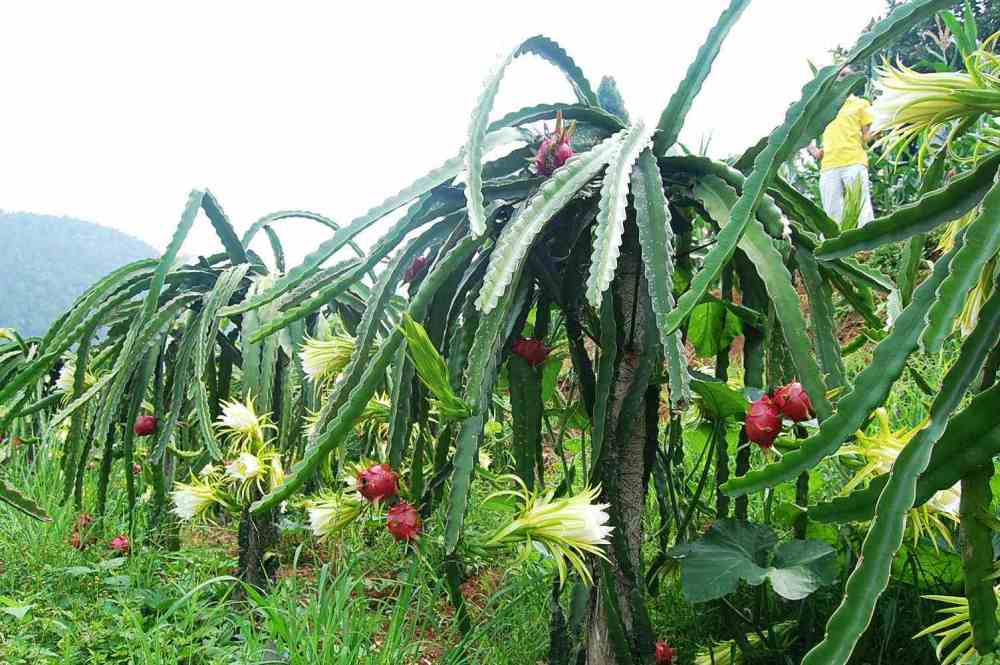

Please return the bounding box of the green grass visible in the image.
[0,344,970,664]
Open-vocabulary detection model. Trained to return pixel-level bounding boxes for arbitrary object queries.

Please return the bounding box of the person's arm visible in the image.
[808,141,824,161]
[862,124,873,145]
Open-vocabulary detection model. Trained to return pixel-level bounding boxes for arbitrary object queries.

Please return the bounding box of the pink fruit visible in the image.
[386,501,421,541]
[534,111,576,176]
[133,415,157,437]
[773,381,814,422]
[745,397,782,449]
[511,337,551,367]
[655,640,676,664]
[356,463,399,502]
[404,256,429,284]
[554,141,574,164]
[109,534,130,554]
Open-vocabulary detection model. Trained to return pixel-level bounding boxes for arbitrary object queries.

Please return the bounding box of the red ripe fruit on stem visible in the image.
[386,501,421,541]
[534,112,576,176]
[109,534,130,554]
[356,463,399,502]
[773,381,814,422]
[745,397,782,449]
[404,255,429,284]
[133,415,157,437]
[511,337,551,367]
[76,513,94,530]
[655,640,675,664]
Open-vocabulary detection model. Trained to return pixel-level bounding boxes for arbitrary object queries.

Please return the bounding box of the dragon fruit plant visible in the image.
[2,3,996,664]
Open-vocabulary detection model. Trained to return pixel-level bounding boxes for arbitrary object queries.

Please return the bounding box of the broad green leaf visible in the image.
[694,175,831,419]
[687,301,742,358]
[670,519,775,603]
[690,379,747,420]
[768,540,838,601]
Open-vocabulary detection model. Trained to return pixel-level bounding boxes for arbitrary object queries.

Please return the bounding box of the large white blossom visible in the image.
[170,482,217,521]
[305,493,363,539]
[299,335,355,385]
[484,479,612,585]
[225,452,263,482]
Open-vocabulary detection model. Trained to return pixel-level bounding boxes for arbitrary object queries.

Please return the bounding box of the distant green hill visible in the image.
[1,212,157,337]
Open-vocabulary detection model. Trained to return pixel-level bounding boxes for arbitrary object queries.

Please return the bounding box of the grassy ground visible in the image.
[0,342,966,664]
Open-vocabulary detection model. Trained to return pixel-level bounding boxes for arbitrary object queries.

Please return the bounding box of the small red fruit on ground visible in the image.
[655,639,675,664]
[387,501,421,541]
[109,534,130,554]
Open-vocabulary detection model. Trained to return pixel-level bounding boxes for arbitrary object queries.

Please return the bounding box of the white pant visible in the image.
[819,164,875,227]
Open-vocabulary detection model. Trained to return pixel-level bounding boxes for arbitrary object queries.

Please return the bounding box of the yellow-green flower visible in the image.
[914,593,986,665]
[223,447,282,504]
[300,335,355,386]
[840,409,960,548]
[871,57,1000,151]
[304,492,363,540]
[216,398,274,450]
[55,357,95,395]
[483,476,612,585]
[170,478,223,521]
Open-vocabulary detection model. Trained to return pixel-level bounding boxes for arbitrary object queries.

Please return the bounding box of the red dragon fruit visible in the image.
[386,501,421,541]
[655,640,676,664]
[109,534,130,554]
[133,415,157,437]
[356,463,399,502]
[511,337,551,367]
[773,381,814,422]
[534,111,576,176]
[404,255,429,284]
[745,396,783,449]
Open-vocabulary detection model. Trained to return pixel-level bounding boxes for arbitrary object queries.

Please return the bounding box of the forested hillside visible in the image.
[0,212,156,337]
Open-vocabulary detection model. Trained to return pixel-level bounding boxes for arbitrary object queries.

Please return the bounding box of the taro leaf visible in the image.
[670,520,837,602]
[688,301,742,358]
[690,379,747,420]
[64,566,95,577]
[768,540,838,600]
[0,603,32,621]
[669,519,776,603]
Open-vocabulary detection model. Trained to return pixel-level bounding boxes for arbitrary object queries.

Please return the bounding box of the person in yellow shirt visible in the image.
[807,67,876,227]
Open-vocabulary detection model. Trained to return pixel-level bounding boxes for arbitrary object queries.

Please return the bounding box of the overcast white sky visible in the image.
[2,1,885,265]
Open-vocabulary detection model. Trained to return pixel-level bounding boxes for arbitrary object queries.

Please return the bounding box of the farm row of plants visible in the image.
[2,0,1000,662]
